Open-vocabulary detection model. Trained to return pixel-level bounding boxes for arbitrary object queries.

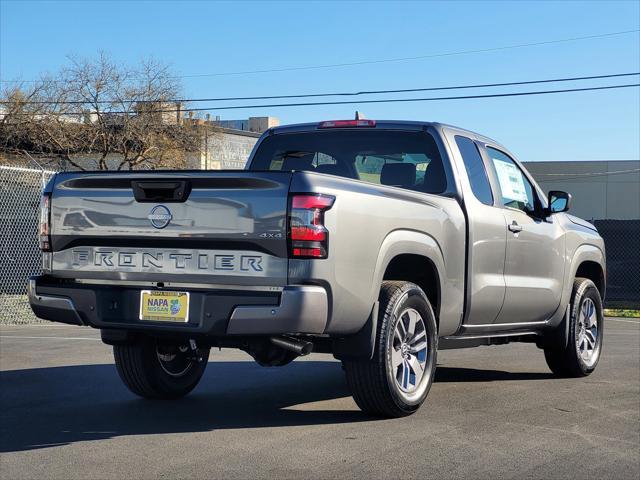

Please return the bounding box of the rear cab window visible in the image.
[250,129,451,195]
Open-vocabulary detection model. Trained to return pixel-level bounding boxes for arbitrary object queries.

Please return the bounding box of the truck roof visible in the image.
[266,120,503,149]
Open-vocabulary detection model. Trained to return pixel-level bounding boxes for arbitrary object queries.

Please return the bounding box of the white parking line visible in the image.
[0,335,101,341]
[0,323,71,327]
[606,318,640,324]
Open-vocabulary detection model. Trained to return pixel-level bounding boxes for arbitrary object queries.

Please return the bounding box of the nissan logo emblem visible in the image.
[148,205,172,229]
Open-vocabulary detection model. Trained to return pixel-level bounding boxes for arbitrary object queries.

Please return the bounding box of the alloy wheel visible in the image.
[391,308,428,393]
[576,297,599,367]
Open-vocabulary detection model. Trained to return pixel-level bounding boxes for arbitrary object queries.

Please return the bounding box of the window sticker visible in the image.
[492,158,528,203]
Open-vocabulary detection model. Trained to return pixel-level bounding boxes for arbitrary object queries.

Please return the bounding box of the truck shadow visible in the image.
[0,361,552,453]
[435,366,552,382]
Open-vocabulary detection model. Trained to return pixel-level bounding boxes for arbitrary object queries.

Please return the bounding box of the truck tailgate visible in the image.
[47,171,292,287]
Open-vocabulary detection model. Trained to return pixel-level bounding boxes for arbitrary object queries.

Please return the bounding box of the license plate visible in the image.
[139,290,190,322]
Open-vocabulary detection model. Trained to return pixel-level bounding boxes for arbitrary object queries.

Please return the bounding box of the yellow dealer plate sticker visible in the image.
[139,290,190,322]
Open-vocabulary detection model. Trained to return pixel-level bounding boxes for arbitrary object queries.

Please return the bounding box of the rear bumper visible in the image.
[28,276,328,336]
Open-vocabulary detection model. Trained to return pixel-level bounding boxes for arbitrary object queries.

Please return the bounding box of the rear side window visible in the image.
[455,136,493,206]
[251,130,449,195]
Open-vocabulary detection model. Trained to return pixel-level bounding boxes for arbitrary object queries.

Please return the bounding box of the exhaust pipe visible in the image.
[270,336,313,356]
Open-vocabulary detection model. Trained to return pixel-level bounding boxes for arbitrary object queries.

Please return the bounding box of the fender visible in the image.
[370,229,445,306]
[373,229,465,336]
[546,243,605,328]
[334,230,445,361]
[372,229,463,336]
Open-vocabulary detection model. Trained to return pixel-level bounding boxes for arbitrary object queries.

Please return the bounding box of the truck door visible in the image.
[482,146,565,324]
[450,135,507,325]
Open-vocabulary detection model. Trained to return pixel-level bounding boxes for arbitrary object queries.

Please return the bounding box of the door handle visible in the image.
[508,221,522,233]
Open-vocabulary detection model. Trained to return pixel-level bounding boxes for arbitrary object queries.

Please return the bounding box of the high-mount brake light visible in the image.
[288,194,335,259]
[318,120,376,129]
[39,193,52,252]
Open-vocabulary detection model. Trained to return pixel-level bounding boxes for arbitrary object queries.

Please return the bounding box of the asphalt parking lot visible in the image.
[0,318,638,479]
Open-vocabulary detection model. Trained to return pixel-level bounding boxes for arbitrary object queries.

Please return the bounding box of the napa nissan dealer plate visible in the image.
[139,290,190,322]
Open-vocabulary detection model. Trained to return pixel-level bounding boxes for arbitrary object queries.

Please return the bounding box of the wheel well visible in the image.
[576,261,605,297]
[383,254,440,320]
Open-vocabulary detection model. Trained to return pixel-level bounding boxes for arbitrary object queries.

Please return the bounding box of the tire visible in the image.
[343,281,438,418]
[113,337,210,399]
[544,278,603,377]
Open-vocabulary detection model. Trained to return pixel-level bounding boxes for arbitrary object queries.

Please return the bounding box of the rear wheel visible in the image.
[343,281,437,417]
[544,278,603,377]
[113,337,210,399]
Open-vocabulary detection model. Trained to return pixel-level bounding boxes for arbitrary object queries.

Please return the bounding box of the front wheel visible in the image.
[544,277,604,377]
[114,337,210,399]
[343,281,438,418]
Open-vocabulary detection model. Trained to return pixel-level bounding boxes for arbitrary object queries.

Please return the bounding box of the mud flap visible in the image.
[537,306,570,350]
[332,302,379,361]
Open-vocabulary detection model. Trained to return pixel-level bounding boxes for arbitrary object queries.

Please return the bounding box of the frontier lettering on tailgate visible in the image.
[71,249,264,273]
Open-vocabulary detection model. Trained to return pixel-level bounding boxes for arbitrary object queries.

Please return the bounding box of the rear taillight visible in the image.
[39,193,51,251]
[288,194,335,259]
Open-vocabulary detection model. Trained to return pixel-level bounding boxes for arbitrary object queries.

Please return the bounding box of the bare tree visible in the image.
[0,53,201,170]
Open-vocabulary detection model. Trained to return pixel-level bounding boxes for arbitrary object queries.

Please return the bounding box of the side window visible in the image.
[455,136,493,206]
[486,147,536,213]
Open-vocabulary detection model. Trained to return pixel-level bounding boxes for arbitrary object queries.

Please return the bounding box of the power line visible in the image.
[176,29,640,79]
[4,83,639,116]
[4,72,638,105]
[533,167,640,183]
[535,168,640,177]
[1,28,638,84]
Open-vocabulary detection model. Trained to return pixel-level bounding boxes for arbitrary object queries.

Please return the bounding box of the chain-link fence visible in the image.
[594,219,640,310]
[1,165,56,324]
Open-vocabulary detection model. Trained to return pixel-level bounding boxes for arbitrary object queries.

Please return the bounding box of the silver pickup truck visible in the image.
[29,119,606,417]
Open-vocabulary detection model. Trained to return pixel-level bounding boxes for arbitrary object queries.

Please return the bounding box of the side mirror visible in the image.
[547,190,571,215]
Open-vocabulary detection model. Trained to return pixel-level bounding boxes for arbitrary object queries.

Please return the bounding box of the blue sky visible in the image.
[1,0,639,161]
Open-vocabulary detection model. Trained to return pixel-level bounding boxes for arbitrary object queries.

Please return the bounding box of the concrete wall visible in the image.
[524,161,640,221]
[190,128,260,170]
